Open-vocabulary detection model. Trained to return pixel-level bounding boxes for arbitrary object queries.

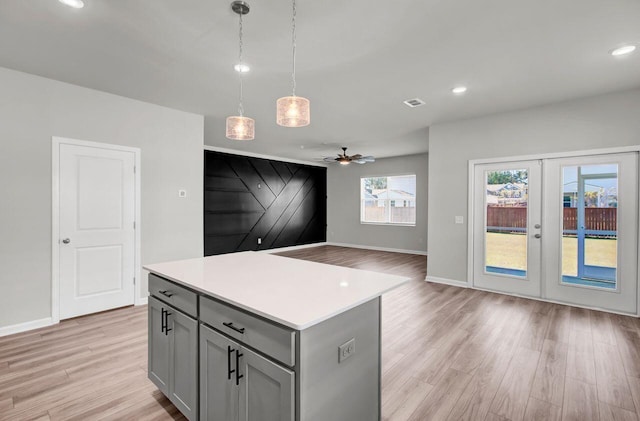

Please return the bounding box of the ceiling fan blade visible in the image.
[321,148,373,164]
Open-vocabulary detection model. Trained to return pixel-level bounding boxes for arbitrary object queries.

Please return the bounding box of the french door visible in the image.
[543,153,637,314]
[473,152,638,314]
[473,160,542,297]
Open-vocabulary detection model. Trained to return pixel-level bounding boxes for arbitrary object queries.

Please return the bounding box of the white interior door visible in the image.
[58,143,136,319]
[543,153,638,314]
[473,160,542,297]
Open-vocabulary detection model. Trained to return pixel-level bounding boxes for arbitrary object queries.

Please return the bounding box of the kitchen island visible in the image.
[144,251,409,421]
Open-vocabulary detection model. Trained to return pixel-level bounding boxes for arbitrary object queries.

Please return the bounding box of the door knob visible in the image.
[62,238,71,244]
[534,224,541,229]
[534,234,541,239]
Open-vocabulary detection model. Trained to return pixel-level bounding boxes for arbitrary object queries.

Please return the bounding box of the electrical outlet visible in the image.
[455,216,464,224]
[338,338,355,363]
[257,237,262,245]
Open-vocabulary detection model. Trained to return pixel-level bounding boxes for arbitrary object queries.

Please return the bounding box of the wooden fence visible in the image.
[487,207,617,231]
[561,207,617,231]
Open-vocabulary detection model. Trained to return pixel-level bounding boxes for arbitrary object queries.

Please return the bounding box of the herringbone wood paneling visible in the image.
[204,151,326,255]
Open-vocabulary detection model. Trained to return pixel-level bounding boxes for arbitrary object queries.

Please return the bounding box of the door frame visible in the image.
[51,136,142,324]
[467,145,640,317]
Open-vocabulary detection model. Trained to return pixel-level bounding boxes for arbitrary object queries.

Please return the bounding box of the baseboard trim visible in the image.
[136,296,148,306]
[425,276,469,288]
[425,277,639,318]
[473,286,640,318]
[0,317,55,337]
[326,242,428,256]
[262,242,329,254]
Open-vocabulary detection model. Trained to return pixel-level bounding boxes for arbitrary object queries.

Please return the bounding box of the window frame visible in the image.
[360,174,417,226]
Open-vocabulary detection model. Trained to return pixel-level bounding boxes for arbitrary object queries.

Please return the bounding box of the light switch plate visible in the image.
[338,338,355,363]
[178,190,187,198]
[455,216,464,224]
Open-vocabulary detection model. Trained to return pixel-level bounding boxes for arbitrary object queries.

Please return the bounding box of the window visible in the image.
[360,175,417,225]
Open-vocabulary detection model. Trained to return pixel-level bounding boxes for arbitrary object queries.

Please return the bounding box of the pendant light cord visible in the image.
[238,11,245,116]
[291,0,297,97]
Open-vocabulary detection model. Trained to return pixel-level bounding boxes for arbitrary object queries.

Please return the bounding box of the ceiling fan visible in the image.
[323,147,375,165]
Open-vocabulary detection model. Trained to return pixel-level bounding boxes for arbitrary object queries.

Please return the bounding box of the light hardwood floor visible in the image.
[0,245,638,420]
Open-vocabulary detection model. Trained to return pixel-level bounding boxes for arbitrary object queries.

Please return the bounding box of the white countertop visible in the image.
[144,252,410,330]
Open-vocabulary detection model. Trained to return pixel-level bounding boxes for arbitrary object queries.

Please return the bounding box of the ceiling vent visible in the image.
[403,98,425,108]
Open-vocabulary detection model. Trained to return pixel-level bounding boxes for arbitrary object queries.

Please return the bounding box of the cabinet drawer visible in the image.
[200,296,295,367]
[149,274,197,319]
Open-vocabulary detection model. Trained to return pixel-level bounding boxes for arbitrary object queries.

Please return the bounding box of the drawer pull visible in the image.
[223,322,245,334]
[158,290,174,298]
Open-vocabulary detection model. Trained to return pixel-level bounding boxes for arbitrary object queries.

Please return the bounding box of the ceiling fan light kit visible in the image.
[226,1,255,141]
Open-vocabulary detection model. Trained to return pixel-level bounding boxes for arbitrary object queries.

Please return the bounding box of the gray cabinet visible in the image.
[149,273,382,421]
[149,296,169,395]
[238,343,294,421]
[170,308,198,420]
[200,324,294,421]
[148,296,198,421]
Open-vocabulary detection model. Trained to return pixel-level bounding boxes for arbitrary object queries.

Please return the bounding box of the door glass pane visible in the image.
[561,164,618,289]
[485,169,528,277]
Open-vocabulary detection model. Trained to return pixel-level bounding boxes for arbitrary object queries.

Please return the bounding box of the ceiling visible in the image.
[1,0,639,162]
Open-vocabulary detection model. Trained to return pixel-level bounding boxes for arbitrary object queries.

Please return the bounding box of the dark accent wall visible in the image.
[204,151,327,256]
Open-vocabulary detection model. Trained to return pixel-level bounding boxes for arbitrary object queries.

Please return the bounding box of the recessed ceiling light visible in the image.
[234,63,250,73]
[58,0,85,9]
[452,86,468,94]
[610,45,636,56]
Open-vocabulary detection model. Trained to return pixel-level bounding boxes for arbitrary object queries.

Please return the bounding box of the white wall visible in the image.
[427,88,640,283]
[327,154,428,254]
[0,67,204,329]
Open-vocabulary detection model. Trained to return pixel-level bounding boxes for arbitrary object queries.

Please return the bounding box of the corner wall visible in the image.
[0,67,204,329]
[427,88,640,283]
[327,153,428,254]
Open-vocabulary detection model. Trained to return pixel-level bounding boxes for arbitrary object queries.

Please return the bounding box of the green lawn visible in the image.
[485,232,617,275]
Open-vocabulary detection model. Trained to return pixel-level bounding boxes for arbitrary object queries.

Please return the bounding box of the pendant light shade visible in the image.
[277,0,310,127]
[276,96,310,127]
[226,116,255,140]
[226,1,255,141]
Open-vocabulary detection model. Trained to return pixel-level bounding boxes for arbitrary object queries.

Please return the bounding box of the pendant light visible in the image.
[226,1,255,141]
[276,0,310,127]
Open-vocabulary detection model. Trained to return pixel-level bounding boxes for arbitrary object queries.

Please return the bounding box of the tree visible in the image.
[365,177,387,190]
[584,191,599,207]
[487,170,528,185]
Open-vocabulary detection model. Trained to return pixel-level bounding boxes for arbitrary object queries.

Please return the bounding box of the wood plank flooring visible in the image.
[0,245,638,420]
[278,246,640,421]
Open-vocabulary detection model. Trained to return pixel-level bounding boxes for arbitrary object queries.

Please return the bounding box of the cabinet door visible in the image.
[200,324,239,421]
[168,309,198,421]
[238,346,295,421]
[148,296,169,395]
